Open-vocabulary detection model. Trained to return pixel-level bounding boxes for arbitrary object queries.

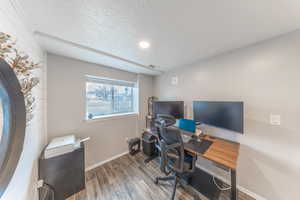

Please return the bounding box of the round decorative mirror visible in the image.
[0,59,26,197]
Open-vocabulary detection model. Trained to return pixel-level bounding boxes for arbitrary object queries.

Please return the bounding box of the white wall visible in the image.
[138,74,154,134]
[47,54,153,168]
[0,1,47,200]
[154,30,300,200]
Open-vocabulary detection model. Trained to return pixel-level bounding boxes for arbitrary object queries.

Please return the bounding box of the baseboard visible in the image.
[196,166,267,200]
[85,151,129,172]
[237,186,267,200]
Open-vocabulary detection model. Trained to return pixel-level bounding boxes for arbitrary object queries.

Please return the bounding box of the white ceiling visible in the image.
[17,0,300,74]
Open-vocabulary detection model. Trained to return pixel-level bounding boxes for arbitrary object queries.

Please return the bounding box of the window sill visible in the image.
[84,112,139,123]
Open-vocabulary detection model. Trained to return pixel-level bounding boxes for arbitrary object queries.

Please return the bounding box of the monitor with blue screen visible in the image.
[176,118,196,133]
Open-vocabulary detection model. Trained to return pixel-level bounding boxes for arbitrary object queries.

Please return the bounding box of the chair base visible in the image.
[155,175,200,200]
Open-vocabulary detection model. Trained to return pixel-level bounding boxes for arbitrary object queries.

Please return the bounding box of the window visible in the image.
[86,76,138,119]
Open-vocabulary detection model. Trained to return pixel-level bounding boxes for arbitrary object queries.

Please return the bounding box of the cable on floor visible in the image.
[213,176,231,191]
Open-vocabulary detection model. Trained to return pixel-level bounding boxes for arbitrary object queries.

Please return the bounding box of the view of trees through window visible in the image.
[86,81,134,119]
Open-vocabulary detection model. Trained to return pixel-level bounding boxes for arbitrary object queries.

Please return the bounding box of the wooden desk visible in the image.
[143,129,240,200]
[185,135,239,170]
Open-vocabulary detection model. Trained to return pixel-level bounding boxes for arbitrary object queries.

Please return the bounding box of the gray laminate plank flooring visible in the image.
[67,153,255,200]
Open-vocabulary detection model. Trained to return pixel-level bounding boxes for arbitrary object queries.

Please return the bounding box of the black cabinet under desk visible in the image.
[39,144,85,200]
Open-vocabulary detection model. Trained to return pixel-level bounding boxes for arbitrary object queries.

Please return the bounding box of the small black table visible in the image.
[39,144,85,200]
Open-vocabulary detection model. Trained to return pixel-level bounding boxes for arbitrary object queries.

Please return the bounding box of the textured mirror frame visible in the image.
[0,59,26,197]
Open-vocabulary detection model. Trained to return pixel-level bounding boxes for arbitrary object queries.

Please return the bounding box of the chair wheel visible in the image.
[154,178,159,184]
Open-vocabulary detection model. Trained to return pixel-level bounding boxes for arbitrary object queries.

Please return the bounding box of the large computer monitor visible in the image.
[193,101,244,134]
[153,101,184,119]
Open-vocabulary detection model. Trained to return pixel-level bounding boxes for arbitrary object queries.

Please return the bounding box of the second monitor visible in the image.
[153,101,184,119]
[193,101,244,134]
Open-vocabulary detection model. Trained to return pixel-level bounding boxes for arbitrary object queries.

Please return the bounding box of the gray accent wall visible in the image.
[154,31,300,200]
[47,54,153,168]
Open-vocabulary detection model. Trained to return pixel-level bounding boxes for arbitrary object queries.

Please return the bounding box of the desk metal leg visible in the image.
[231,169,237,200]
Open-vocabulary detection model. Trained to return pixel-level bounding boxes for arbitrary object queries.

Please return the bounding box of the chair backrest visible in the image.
[154,114,176,141]
[155,114,176,128]
[160,126,183,146]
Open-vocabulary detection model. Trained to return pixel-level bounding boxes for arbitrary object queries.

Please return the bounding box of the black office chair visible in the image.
[154,115,200,200]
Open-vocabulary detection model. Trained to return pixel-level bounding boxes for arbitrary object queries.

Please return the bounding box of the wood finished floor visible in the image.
[67,153,255,200]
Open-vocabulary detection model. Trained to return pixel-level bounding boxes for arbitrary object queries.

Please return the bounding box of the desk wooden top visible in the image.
[143,129,240,170]
[185,135,240,170]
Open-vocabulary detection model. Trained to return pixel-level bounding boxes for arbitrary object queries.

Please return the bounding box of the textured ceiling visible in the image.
[17,0,300,74]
